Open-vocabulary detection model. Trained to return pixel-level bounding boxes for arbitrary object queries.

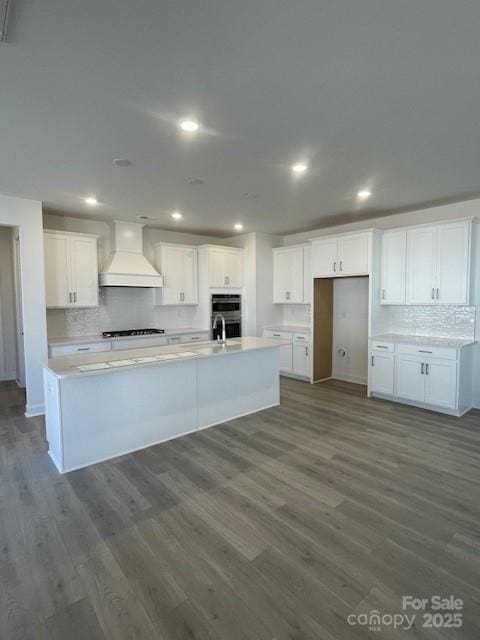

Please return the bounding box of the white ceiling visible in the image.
[1,0,480,236]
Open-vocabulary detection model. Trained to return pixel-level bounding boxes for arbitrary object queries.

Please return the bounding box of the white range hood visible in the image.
[99,221,163,287]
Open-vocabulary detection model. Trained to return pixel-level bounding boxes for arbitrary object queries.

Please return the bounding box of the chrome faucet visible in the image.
[212,314,227,345]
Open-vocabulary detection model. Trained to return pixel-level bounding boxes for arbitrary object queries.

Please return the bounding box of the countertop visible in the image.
[48,328,209,346]
[370,333,476,349]
[263,325,311,334]
[44,337,284,378]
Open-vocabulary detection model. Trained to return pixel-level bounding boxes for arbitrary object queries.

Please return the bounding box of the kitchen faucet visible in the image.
[212,314,227,345]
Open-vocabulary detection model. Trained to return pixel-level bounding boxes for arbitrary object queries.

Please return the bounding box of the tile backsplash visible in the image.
[47,288,200,338]
[376,305,476,340]
[283,304,311,326]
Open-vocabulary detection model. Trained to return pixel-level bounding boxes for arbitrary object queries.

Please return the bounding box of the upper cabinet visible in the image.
[201,246,243,288]
[405,220,471,305]
[380,230,407,304]
[273,246,304,303]
[154,243,198,305]
[44,231,99,308]
[311,232,371,278]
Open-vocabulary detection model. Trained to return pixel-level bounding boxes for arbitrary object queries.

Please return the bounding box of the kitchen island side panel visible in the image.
[196,347,280,428]
[59,359,197,472]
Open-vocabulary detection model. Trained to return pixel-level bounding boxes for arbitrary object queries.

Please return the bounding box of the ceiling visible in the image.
[1,1,480,236]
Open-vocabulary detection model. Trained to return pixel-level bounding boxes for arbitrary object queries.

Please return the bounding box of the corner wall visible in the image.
[0,195,47,416]
[0,227,17,380]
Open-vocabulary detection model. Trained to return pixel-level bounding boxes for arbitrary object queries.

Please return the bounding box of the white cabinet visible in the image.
[44,231,99,308]
[396,355,426,403]
[424,359,457,409]
[203,246,243,288]
[311,232,370,278]
[273,246,304,303]
[154,243,198,305]
[262,329,310,378]
[370,350,395,395]
[380,231,406,304]
[303,246,312,304]
[406,220,471,305]
[49,341,112,358]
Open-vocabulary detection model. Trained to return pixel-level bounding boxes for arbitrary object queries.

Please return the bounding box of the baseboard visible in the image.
[25,403,45,418]
[0,373,16,382]
[332,375,367,386]
[371,392,471,417]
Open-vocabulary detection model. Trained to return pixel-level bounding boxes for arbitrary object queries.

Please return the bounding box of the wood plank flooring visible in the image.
[1,377,480,639]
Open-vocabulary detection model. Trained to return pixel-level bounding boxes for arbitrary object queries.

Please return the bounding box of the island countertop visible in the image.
[44,337,284,379]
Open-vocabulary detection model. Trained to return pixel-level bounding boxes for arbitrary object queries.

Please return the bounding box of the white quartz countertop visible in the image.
[370,334,476,349]
[263,325,311,334]
[48,328,209,346]
[44,337,284,378]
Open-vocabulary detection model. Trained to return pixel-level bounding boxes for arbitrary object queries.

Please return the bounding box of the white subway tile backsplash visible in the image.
[376,305,475,341]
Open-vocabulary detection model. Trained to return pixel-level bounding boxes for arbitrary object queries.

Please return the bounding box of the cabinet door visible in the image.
[338,234,369,275]
[279,343,293,373]
[182,247,198,304]
[406,226,437,304]
[70,236,99,307]
[293,342,310,377]
[224,250,243,288]
[370,352,395,395]
[381,231,406,304]
[273,250,290,302]
[303,246,312,304]
[311,239,338,277]
[159,245,184,304]
[395,355,425,402]
[289,247,304,302]
[425,359,457,409]
[208,248,225,287]
[435,221,470,304]
[44,233,71,307]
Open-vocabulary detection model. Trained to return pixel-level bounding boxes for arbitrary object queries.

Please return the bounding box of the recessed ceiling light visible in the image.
[83,196,99,206]
[234,223,243,231]
[179,119,200,133]
[186,177,205,185]
[357,189,372,200]
[171,211,183,220]
[112,158,133,167]
[291,162,308,174]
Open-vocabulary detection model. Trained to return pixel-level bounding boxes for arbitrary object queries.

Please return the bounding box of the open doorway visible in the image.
[312,276,369,385]
[0,225,25,405]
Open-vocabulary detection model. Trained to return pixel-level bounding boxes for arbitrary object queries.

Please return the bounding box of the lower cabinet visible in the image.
[369,340,467,415]
[262,329,310,379]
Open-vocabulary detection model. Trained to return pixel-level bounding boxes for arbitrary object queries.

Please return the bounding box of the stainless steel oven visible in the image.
[211,294,242,340]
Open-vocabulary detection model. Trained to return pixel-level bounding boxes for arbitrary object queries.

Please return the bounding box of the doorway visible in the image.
[312,276,369,384]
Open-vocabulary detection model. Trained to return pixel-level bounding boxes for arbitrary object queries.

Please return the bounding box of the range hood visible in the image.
[99,221,163,287]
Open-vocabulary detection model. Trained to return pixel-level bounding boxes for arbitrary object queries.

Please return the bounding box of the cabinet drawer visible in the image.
[49,341,111,357]
[370,341,394,353]
[397,344,458,360]
[180,332,210,343]
[112,337,168,350]
[263,330,292,342]
[293,333,310,344]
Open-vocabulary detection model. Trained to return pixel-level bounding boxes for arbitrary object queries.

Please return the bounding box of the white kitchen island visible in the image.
[43,337,281,473]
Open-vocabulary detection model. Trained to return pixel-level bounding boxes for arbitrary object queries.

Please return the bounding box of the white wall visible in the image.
[0,227,17,380]
[332,277,369,385]
[0,195,47,416]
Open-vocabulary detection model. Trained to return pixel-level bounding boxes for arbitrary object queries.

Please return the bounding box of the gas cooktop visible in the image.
[102,328,165,338]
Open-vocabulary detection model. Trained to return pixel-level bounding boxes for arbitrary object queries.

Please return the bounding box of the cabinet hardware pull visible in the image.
[376,345,388,349]
[436,288,440,299]
[69,292,72,303]
[333,261,336,272]
[273,333,281,337]
[381,289,386,299]
[77,347,90,351]
[339,261,343,271]
[425,363,429,375]
[419,350,432,354]
[305,346,309,357]
[73,292,77,303]
[191,336,200,340]
[371,355,374,366]
[421,362,424,374]
[431,288,435,299]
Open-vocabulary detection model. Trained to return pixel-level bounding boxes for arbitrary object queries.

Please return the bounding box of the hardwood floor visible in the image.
[1,377,480,639]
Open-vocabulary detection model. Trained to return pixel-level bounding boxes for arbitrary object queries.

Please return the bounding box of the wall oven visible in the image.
[211,294,242,340]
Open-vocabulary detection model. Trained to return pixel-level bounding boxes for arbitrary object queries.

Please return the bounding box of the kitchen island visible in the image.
[43,337,282,473]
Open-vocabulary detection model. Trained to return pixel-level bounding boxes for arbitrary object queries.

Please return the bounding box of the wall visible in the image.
[332,277,369,385]
[0,227,17,380]
[0,195,47,416]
